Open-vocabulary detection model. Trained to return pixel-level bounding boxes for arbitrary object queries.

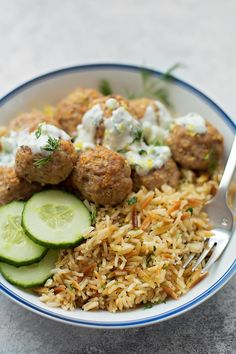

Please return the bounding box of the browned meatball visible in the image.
[54,88,103,135]
[167,123,223,170]
[0,167,42,205]
[132,158,180,191]
[9,111,60,132]
[15,140,77,185]
[71,146,133,206]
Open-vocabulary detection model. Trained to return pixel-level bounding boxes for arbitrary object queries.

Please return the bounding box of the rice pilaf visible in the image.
[36,170,220,312]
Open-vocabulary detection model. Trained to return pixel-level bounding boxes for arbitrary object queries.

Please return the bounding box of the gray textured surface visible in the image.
[0,1,236,353]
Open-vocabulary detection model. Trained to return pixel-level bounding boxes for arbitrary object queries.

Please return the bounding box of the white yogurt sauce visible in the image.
[74,104,103,150]
[175,113,207,134]
[155,101,173,129]
[103,107,142,151]
[105,98,119,110]
[0,130,29,167]
[18,123,70,156]
[140,102,172,145]
[124,143,171,176]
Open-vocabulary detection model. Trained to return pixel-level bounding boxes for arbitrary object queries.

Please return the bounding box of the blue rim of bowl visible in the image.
[0,63,235,328]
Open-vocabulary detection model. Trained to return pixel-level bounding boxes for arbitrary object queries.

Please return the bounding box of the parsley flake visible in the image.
[187,207,193,215]
[128,196,137,205]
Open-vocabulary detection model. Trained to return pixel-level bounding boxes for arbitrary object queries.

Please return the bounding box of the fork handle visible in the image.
[218,135,236,197]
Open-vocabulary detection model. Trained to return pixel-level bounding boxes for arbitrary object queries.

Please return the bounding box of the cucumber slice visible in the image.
[22,190,91,248]
[0,249,58,288]
[0,201,47,266]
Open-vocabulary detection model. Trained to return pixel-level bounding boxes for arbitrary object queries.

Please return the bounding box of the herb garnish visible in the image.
[33,156,52,168]
[187,207,193,215]
[139,149,147,155]
[35,124,42,139]
[127,63,183,108]
[144,303,153,309]
[128,196,137,205]
[43,136,60,152]
[33,136,60,168]
[143,299,166,309]
[98,63,183,108]
[131,127,143,142]
[99,79,113,95]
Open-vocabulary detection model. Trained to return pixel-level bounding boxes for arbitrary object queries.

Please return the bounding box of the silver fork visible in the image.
[183,135,236,273]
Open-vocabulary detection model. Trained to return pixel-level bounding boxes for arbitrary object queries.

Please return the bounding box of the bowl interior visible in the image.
[0,64,235,328]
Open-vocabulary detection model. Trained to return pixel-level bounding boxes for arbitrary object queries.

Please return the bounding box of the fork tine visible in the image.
[192,238,216,272]
[201,238,229,273]
[182,254,195,269]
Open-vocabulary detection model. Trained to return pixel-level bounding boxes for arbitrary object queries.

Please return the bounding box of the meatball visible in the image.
[54,88,103,135]
[132,158,180,191]
[15,140,77,185]
[71,146,133,206]
[9,111,60,133]
[0,167,42,205]
[167,123,223,170]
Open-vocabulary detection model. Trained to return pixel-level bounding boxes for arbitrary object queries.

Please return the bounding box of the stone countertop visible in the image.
[0,0,235,353]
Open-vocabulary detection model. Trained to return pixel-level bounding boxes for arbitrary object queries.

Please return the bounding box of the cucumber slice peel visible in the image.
[0,249,58,288]
[22,190,91,248]
[0,201,47,266]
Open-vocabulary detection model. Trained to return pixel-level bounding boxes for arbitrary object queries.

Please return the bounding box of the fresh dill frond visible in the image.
[99,79,113,95]
[33,156,51,168]
[43,136,60,152]
[153,87,172,108]
[35,124,43,139]
[126,63,183,108]
[160,62,184,82]
[33,136,60,168]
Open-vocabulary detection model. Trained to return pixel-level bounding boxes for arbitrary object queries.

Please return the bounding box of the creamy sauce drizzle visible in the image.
[73,99,204,175]
[124,143,171,176]
[103,107,142,151]
[0,130,29,167]
[74,104,103,150]
[141,102,172,145]
[175,113,207,134]
[19,124,70,156]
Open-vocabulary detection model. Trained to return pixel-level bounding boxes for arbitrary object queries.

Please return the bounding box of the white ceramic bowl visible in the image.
[0,64,235,329]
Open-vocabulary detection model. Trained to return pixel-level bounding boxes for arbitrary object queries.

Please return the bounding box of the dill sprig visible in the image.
[127,63,184,108]
[99,79,113,95]
[43,136,60,152]
[33,136,60,168]
[33,156,52,168]
[99,63,183,108]
[35,124,43,139]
